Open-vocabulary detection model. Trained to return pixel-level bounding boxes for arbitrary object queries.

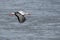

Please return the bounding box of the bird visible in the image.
[9,11,31,23]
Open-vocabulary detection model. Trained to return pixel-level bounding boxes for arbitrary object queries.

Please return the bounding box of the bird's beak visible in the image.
[9,13,15,16]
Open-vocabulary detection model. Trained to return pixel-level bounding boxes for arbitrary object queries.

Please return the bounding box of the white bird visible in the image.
[9,11,31,23]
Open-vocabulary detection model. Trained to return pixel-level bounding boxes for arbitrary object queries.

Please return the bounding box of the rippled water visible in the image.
[0,0,60,40]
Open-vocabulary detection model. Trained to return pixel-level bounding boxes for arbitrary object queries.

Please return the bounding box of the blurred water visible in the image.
[0,0,60,40]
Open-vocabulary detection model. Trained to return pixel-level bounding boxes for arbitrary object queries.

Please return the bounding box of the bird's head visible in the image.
[9,12,15,16]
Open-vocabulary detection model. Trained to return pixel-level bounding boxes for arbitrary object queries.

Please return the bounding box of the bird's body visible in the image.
[15,12,26,23]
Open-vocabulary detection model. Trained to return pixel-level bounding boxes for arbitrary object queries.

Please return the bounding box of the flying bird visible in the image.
[9,11,31,23]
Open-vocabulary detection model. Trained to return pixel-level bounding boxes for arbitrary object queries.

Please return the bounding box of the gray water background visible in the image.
[0,0,60,40]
